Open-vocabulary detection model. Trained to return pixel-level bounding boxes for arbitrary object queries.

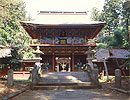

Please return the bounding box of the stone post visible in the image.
[32,65,40,85]
[85,46,95,70]
[7,69,13,86]
[33,46,43,75]
[91,68,99,85]
[115,69,121,88]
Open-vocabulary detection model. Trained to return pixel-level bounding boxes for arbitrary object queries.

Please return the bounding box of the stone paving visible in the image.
[9,72,129,100]
[41,72,91,83]
[10,89,129,100]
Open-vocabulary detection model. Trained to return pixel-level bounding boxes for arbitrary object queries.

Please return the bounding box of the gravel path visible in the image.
[10,89,129,100]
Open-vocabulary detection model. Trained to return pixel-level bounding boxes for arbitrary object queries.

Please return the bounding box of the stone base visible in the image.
[31,72,101,90]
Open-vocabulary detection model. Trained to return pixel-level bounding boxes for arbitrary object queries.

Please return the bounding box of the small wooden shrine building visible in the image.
[0,46,12,77]
[93,48,130,75]
[21,11,105,72]
[0,46,12,64]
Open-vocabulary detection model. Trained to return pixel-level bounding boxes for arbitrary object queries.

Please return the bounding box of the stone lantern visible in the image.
[33,46,44,66]
[31,46,43,84]
[85,47,99,84]
[85,46,95,69]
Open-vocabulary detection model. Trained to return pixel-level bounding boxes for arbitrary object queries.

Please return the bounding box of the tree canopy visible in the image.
[91,0,130,49]
[0,0,34,68]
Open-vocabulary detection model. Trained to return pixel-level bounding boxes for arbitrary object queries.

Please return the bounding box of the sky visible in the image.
[23,0,105,18]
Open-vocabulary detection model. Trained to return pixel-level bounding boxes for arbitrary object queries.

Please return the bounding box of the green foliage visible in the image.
[122,0,130,49]
[91,0,129,48]
[91,7,100,21]
[101,0,122,33]
[91,0,130,71]
[0,1,34,68]
[96,43,107,49]
[108,27,123,47]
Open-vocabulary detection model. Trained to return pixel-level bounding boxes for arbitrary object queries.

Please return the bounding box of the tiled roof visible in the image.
[21,11,105,25]
[95,48,130,61]
[0,48,11,58]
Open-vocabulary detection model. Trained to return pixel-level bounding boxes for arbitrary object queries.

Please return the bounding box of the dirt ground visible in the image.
[101,77,130,91]
[0,79,29,98]
[9,78,129,100]
[0,77,129,99]
[10,89,129,100]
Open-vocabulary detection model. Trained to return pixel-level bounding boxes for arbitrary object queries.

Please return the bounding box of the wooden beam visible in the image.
[90,25,105,39]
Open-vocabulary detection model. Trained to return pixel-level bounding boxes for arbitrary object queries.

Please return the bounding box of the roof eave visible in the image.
[20,21,106,26]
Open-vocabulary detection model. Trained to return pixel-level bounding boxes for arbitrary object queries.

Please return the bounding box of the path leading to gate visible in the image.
[9,72,129,100]
[10,89,129,100]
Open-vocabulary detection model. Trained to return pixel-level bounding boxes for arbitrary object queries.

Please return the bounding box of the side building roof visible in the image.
[94,48,130,62]
[0,46,11,58]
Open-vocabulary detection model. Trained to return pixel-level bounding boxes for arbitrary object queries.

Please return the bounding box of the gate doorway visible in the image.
[55,57,71,72]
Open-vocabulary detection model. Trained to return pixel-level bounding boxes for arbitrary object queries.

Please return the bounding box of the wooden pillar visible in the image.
[23,65,26,71]
[72,53,74,71]
[85,36,87,44]
[52,53,55,72]
[86,54,88,63]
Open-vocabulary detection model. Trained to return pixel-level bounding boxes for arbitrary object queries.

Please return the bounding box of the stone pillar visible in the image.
[7,69,13,86]
[68,63,71,72]
[32,65,40,85]
[33,46,43,73]
[85,46,94,70]
[115,69,121,88]
[91,68,99,85]
[57,64,59,72]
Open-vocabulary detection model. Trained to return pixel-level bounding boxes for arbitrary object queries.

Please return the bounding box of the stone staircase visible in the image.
[31,72,101,90]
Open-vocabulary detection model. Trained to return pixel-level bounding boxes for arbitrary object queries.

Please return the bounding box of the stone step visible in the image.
[32,85,101,90]
[37,82,92,86]
[41,72,91,83]
[41,72,90,77]
[41,79,90,83]
[31,72,101,90]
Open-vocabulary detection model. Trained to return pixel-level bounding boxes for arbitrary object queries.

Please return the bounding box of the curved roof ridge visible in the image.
[38,11,88,15]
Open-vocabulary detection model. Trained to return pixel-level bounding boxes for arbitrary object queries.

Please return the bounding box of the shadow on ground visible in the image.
[10,88,129,100]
